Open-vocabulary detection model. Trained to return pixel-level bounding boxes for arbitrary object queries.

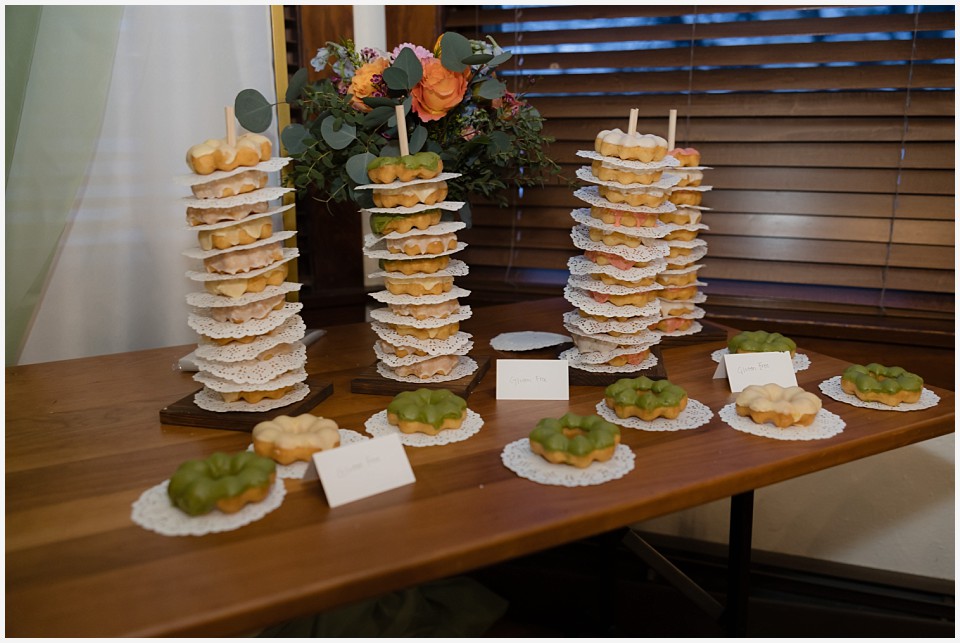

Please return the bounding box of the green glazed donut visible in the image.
[604,376,688,420]
[367,151,441,173]
[728,330,796,356]
[386,388,467,435]
[840,363,923,406]
[167,451,276,516]
[529,413,621,468]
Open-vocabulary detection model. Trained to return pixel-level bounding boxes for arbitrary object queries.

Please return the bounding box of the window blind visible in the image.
[444,5,955,321]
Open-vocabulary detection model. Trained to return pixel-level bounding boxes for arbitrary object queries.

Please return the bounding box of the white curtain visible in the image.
[9,6,278,365]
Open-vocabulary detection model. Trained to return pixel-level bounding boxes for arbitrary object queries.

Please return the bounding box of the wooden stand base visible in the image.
[159,375,334,432]
[567,345,668,387]
[350,356,491,398]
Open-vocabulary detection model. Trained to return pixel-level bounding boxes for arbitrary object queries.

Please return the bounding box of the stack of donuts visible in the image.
[561,114,710,374]
[180,127,310,412]
[357,151,478,382]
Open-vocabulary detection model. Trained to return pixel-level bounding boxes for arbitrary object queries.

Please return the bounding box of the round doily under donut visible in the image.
[719,403,845,441]
[501,439,635,487]
[186,281,301,309]
[175,157,292,187]
[562,309,661,337]
[575,165,681,191]
[186,248,299,283]
[818,376,941,411]
[576,149,680,170]
[658,320,703,337]
[362,241,467,262]
[362,200,466,215]
[182,186,293,210]
[184,204,292,232]
[371,323,473,356]
[364,221,466,246]
[664,244,708,267]
[376,356,478,383]
[711,348,811,373]
[369,286,470,306]
[559,347,659,373]
[659,263,704,277]
[564,285,662,319]
[490,331,572,352]
[182,230,297,261]
[246,429,369,479]
[569,208,670,239]
[574,186,676,214]
[566,338,659,364]
[192,343,307,384]
[375,343,473,368]
[567,254,667,281]
[195,366,306,392]
[194,316,306,363]
[571,226,670,262]
[568,273,663,296]
[364,409,484,447]
[368,305,472,328]
[367,258,469,281]
[595,399,713,432]
[193,381,310,413]
[656,304,705,320]
[131,477,286,537]
[354,171,462,191]
[565,324,660,348]
[188,303,304,339]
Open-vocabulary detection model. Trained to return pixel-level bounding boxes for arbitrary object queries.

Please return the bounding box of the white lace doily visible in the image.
[376,356,478,383]
[195,316,305,362]
[568,273,663,295]
[185,204,293,232]
[182,186,293,209]
[659,287,708,304]
[192,343,307,384]
[658,320,704,337]
[559,347,660,373]
[188,303,303,338]
[595,399,713,432]
[175,157,292,186]
[368,306,472,328]
[576,165,681,191]
[364,409,484,447]
[354,171,462,191]
[571,226,670,262]
[186,282,301,309]
[364,221,466,245]
[657,303,706,320]
[564,285,662,319]
[501,439,635,487]
[576,149,680,170]
[362,200,465,215]
[567,254,667,281]
[569,208,670,239]
[368,286,469,305]
[371,324,473,356]
[490,331,572,351]
[574,186,676,214]
[131,477,286,537]
[195,366,307,392]
[193,381,310,413]
[562,309,661,337]
[186,248,298,283]
[246,429,368,479]
[664,244,708,267]
[659,263,704,277]
[668,184,713,193]
[711,348,811,373]
[182,230,296,261]
[375,343,473,368]
[362,241,467,262]
[664,238,707,252]
[818,376,941,411]
[566,338,657,364]
[368,258,469,280]
[719,403,845,441]
[566,324,659,348]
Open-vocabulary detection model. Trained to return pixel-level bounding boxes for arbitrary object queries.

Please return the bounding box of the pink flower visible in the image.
[391,43,434,62]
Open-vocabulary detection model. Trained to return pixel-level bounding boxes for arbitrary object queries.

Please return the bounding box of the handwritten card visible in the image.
[312,433,415,508]
[714,351,797,393]
[496,359,569,400]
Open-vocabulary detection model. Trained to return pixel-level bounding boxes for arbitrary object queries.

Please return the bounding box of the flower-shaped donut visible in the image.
[840,363,924,406]
[594,128,667,162]
[371,209,442,235]
[367,152,443,183]
[728,330,796,357]
[387,388,467,435]
[186,133,272,175]
[252,414,341,465]
[529,413,621,468]
[735,384,822,428]
[167,451,276,516]
[604,376,689,421]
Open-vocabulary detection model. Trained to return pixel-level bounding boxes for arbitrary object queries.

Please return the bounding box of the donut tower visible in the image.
[560,108,709,375]
[357,106,478,384]
[180,108,310,412]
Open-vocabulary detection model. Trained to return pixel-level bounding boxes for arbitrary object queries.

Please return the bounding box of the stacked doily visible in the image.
[356,166,478,383]
[179,137,310,412]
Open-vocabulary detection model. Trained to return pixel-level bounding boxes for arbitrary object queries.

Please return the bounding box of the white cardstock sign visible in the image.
[496,359,570,400]
[714,351,797,393]
[312,433,415,507]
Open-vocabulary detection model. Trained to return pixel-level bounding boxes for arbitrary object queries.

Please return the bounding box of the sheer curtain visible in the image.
[8,6,278,365]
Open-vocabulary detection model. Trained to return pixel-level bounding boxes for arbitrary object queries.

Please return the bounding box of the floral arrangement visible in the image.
[235,32,560,222]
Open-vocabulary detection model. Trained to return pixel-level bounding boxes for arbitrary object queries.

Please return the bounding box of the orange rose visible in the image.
[349,58,390,112]
[411,58,469,122]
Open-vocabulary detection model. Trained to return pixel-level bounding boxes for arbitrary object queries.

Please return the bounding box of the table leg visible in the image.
[722,490,755,636]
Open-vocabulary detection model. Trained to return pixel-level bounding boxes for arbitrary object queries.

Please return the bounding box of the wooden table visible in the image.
[5,298,954,637]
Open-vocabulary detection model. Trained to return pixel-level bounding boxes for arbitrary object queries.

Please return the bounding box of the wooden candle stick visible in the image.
[668,109,677,150]
[225,106,237,147]
[395,105,409,156]
[627,108,639,136]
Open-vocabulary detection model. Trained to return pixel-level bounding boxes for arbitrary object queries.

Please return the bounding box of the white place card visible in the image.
[496,359,570,400]
[312,433,415,508]
[714,351,797,393]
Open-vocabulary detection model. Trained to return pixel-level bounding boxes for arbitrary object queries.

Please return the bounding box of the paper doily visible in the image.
[568,273,663,295]
[711,348,811,373]
[364,409,484,447]
[368,286,469,306]
[186,281,301,309]
[719,403,845,441]
[192,343,307,384]
[131,478,286,537]
[368,258,470,281]
[185,204,293,232]
[194,316,306,362]
[575,165,681,191]
[371,324,474,356]
[571,225,669,263]
[663,244,708,267]
[362,200,466,215]
[567,254,667,281]
[559,347,660,373]
[658,320,703,337]
[569,208,670,239]
[194,366,307,391]
[566,325,659,348]
[175,157,292,186]
[818,376,941,411]
[376,356,478,383]
[182,230,296,261]
[562,309,660,337]
[182,186,293,209]
[564,284,662,319]
[188,303,303,338]
[573,186,677,214]
[375,342,473,368]
[501,439,635,487]
[186,248,299,283]
[490,331,572,351]
[354,172,462,191]
[595,399,713,432]
[193,381,311,413]
[364,221,466,245]
[576,149,680,170]
[246,429,369,479]
[368,305,472,328]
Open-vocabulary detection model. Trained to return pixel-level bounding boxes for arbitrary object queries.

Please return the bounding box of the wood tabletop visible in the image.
[5,298,954,637]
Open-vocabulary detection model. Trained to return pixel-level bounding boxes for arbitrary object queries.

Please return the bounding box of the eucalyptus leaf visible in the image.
[382,66,410,92]
[364,105,396,128]
[476,77,507,100]
[381,143,401,157]
[489,51,513,67]
[461,53,494,65]
[391,46,423,88]
[285,67,308,103]
[489,130,512,154]
[362,96,399,109]
[409,126,427,154]
[280,123,310,155]
[440,32,472,72]
[235,89,273,133]
[346,152,378,185]
[319,115,356,150]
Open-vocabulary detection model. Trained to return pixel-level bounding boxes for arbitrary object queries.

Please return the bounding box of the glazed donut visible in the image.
[728,330,796,358]
[388,299,460,320]
[529,413,621,468]
[377,339,428,358]
[588,227,645,248]
[668,147,701,167]
[186,133,272,175]
[668,190,702,207]
[387,388,467,435]
[840,363,924,406]
[594,129,667,162]
[367,152,443,183]
[252,414,340,465]
[584,250,644,271]
[167,451,276,516]
[386,232,457,256]
[218,384,296,404]
[381,255,450,275]
[203,241,284,275]
[203,263,289,298]
[592,273,656,288]
[656,270,698,287]
[384,275,453,296]
[659,284,698,301]
[208,293,285,324]
[659,207,702,226]
[598,185,668,208]
[372,181,448,208]
[371,209,442,235]
[604,376,688,421]
[735,384,822,428]
[392,321,459,340]
[191,170,268,199]
[590,206,659,228]
[649,317,694,333]
[587,289,657,307]
[590,160,662,185]
[393,354,460,379]
[198,218,273,251]
[187,201,270,227]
